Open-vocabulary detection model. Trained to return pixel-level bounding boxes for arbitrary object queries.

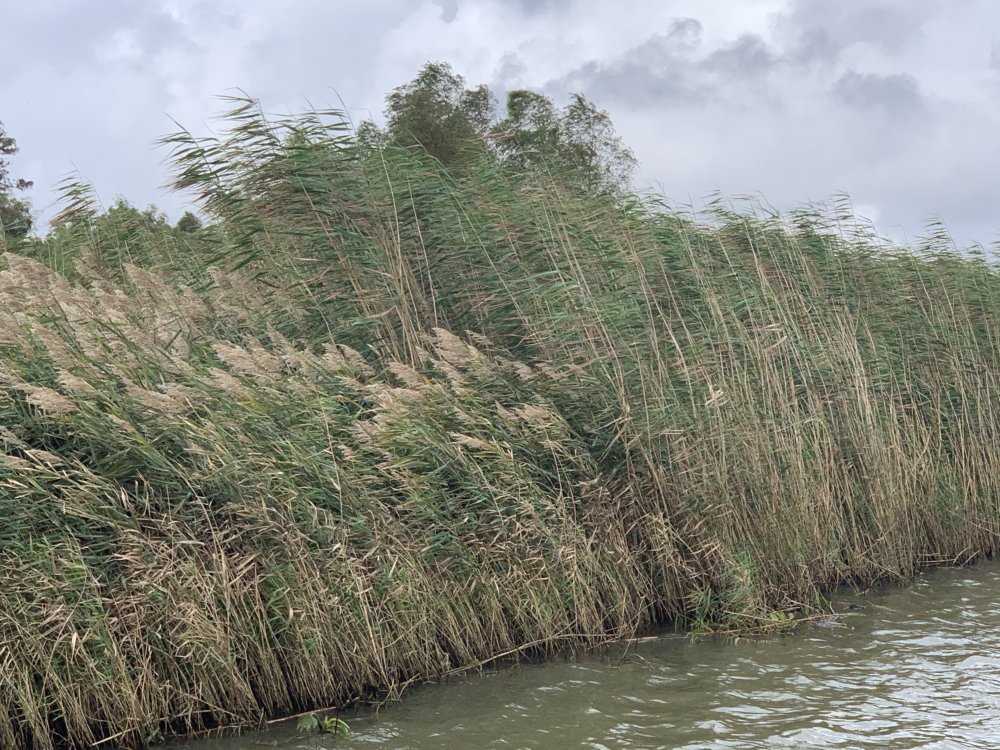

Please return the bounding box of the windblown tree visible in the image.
[175,210,203,234]
[366,62,636,193]
[0,121,33,239]
[379,61,496,167]
[494,90,637,193]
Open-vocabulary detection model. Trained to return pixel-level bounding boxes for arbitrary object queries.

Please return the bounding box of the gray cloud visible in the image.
[549,21,785,111]
[703,34,776,78]
[0,2,185,81]
[554,52,704,107]
[777,0,935,64]
[549,21,711,108]
[493,52,529,91]
[434,0,459,23]
[506,0,578,14]
[667,18,702,48]
[831,70,924,114]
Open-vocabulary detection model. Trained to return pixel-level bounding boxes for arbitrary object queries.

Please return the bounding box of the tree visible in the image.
[371,61,637,194]
[0,121,32,238]
[380,61,496,166]
[175,211,204,234]
[493,90,561,170]
[559,94,637,192]
[494,91,636,193]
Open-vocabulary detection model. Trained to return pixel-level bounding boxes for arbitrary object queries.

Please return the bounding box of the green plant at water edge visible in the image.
[296,713,351,738]
[144,728,164,746]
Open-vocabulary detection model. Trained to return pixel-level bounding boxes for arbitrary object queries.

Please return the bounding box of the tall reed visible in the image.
[1,101,998,748]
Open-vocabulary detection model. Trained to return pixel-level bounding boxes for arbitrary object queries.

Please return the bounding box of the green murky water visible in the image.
[178,562,1000,749]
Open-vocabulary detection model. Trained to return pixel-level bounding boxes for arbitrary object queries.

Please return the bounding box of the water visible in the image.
[179,562,1000,749]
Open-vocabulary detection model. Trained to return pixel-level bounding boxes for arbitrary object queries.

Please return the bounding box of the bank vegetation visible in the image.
[1,65,999,748]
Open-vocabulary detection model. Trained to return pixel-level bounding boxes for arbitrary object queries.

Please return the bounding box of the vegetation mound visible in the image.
[1,65,998,748]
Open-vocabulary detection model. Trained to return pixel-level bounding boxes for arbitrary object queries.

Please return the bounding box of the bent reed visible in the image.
[2,101,999,748]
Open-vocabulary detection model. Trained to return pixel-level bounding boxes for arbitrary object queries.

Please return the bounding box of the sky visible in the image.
[2,0,999,247]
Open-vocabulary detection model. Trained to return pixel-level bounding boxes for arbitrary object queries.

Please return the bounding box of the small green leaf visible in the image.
[296,713,319,733]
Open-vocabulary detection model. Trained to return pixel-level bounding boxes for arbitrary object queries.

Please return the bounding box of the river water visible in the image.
[179,562,1000,749]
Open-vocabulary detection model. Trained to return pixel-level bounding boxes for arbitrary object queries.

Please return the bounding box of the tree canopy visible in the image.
[0,121,32,239]
[369,62,636,194]
[382,61,496,167]
[495,89,637,193]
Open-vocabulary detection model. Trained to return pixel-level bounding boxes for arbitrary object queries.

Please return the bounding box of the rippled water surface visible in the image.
[180,563,1000,749]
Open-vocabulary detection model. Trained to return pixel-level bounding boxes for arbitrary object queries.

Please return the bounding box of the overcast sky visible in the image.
[3,0,999,246]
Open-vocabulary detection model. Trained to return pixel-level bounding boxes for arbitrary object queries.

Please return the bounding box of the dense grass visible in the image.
[2,100,1000,748]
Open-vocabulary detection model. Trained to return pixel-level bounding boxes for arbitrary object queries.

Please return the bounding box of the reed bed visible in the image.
[1,101,999,748]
